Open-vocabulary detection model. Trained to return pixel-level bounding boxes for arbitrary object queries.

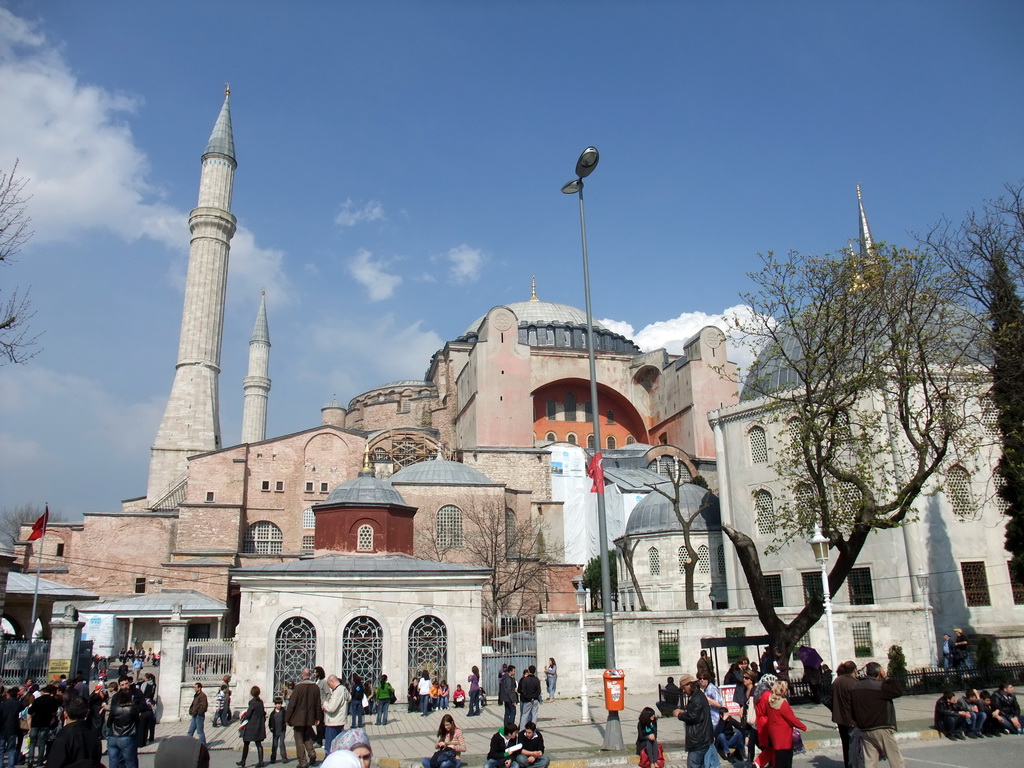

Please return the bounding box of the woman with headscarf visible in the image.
[750,673,777,768]
[331,727,373,768]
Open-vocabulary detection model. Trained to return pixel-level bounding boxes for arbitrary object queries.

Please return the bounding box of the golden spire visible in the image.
[530,276,538,301]
[362,443,371,473]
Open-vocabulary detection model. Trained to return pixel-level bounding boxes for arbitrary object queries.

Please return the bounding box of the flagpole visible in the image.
[28,504,48,640]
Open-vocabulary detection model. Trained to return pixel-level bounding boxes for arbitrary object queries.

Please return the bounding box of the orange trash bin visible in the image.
[602,668,625,711]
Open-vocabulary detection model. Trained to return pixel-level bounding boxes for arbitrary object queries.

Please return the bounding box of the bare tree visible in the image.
[0,162,38,365]
[725,244,983,667]
[0,504,67,548]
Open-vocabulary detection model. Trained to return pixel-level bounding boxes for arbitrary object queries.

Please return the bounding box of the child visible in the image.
[269,696,288,764]
[453,685,466,708]
[636,707,664,768]
[212,683,232,726]
[439,681,450,710]
[430,678,440,711]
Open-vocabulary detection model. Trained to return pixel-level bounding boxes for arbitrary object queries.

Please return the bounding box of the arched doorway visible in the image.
[341,616,383,686]
[408,615,447,681]
[273,617,316,695]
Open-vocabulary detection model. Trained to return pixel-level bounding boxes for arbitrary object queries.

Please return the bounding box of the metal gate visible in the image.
[0,639,50,686]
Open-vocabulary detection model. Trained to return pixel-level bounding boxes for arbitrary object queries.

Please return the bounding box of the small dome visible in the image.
[626,485,721,536]
[320,473,407,506]
[466,301,607,336]
[390,459,493,485]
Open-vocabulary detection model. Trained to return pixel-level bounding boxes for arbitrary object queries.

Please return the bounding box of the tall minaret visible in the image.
[857,184,874,257]
[146,89,237,506]
[241,291,271,443]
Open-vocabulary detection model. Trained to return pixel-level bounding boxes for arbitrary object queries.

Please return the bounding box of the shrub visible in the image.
[887,644,908,682]
[976,636,997,667]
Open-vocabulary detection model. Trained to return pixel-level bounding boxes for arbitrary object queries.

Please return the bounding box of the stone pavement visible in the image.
[139,689,948,766]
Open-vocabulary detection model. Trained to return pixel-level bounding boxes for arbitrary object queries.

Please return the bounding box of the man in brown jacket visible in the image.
[187,682,209,746]
[286,668,322,768]
[829,661,857,767]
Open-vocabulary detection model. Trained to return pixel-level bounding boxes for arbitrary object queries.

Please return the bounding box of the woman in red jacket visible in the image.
[764,681,807,768]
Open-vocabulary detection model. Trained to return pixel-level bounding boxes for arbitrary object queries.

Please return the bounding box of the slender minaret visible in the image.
[857,184,874,256]
[146,89,237,506]
[241,291,271,443]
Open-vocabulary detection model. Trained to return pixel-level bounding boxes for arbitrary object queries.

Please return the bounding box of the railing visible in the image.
[151,473,188,511]
[183,639,235,683]
[0,639,51,687]
[893,663,1024,696]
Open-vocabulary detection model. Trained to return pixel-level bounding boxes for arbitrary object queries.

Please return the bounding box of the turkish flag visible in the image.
[27,506,48,541]
[586,452,605,494]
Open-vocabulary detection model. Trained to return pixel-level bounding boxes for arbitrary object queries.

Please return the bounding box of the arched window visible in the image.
[678,546,688,574]
[749,426,768,464]
[649,456,692,483]
[408,615,448,682]
[274,617,316,694]
[243,521,283,554]
[565,393,577,421]
[606,436,617,450]
[357,524,374,551]
[697,544,710,574]
[545,432,556,442]
[302,508,315,529]
[947,465,974,517]
[567,433,578,445]
[435,505,464,548]
[717,545,726,574]
[754,490,775,536]
[625,435,636,445]
[648,546,661,576]
[587,434,595,449]
[342,616,383,686]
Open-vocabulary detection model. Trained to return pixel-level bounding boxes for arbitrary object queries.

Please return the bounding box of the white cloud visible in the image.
[446,244,485,284]
[335,198,385,228]
[348,248,401,301]
[228,225,294,308]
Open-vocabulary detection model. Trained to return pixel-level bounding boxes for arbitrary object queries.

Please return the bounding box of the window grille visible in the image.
[302,535,315,553]
[607,410,615,425]
[305,481,314,493]
[981,397,998,432]
[302,508,315,529]
[852,621,873,657]
[1009,563,1024,605]
[320,482,329,493]
[261,481,270,491]
[626,436,636,445]
[607,436,617,450]
[961,561,991,606]
[567,433,578,445]
[755,490,775,535]
[408,615,448,681]
[794,483,815,513]
[749,427,768,464]
[697,544,710,574]
[658,630,680,667]
[788,420,801,448]
[584,400,592,420]
[505,509,516,555]
[565,393,577,421]
[678,546,688,574]
[587,632,606,669]
[725,627,746,663]
[545,432,556,442]
[648,546,661,576]
[546,400,557,420]
[802,571,824,605]
[435,505,465,548]
[587,434,595,449]
[243,521,283,554]
[275,481,284,491]
[357,525,373,551]
[717,545,726,575]
[946,466,974,517]
[342,616,383,686]
[993,473,1010,514]
[764,574,784,607]
[847,567,874,605]
[134,578,146,594]
[274,617,316,694]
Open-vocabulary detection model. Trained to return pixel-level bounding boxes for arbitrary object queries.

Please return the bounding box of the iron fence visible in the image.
[0,639,51,687]
[184,639,235,683]
[894,663,1024,696]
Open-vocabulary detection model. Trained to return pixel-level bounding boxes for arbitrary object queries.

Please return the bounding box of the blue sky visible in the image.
[1,1,1022,516]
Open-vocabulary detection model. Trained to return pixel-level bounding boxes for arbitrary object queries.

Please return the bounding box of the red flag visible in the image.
[27,506,48,541]
[586,451,605,494]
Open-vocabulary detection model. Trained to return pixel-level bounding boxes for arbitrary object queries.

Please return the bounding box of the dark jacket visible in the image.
[677,688,714,751]
[849,676,903,731]
[241,697,267,742]
[830,672,857,728]
[487,730,520,762]
[662,681,680,709]
[518,674,542,703]
[285,680,322,727]
[269,707,287,735]
[107,694,140,738]
[520,729,545,757]
[29,693,59,729]
[993,690,1021,718]
[499,674,518,704]
[636,719,657,751]
[0,697,23,738]
[188,690,208,717]
[43,719,102,768]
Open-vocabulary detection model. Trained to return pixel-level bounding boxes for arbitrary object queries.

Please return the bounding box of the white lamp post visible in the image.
[574,579,592,723]
[809,524,839,675]
[916,568,934,667]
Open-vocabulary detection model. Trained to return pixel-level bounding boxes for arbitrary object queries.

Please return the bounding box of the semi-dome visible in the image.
[465,301,607,336]
[320,473,407,506]
[390,458,493,485]
[625,485,721,536]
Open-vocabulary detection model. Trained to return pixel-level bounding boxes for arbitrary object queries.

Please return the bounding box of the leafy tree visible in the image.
[725,244,981,668]
[582,551,617,610]
[0,162,38,365]
[887,644,907,683]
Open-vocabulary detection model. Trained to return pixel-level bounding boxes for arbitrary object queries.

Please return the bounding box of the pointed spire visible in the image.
[530,275,539,301]
[857,184,874,257]
[250,290,270,345]
[204,88,235,163]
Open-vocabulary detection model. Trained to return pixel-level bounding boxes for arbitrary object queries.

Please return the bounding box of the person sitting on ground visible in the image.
[976,690,999,735]
[957,688,986,738]
[661,677,680,710]
[714,708,745,762]
[421,713,465,768]
[635,707,662,768]
[991,683,1023,734]
[44,695,102,768]
[485,722,521,768]
[517,721,548,768]
[452,684,466,709]
[935,690,969,739]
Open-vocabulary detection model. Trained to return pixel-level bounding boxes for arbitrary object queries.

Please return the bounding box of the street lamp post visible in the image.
[562,147,622,750]
[709,590,717,610]
[916,568,934,667]
[809,525,839,675]
[574,579,592,723]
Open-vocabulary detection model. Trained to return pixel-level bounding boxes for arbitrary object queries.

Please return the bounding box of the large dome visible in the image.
[320,473,407,506]
[465,301,607,336]
[625,485,721,536]
[390,458,493,486]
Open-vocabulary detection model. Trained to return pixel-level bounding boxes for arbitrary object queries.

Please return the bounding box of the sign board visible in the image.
[719,684,742,717]
[47,658,71,676]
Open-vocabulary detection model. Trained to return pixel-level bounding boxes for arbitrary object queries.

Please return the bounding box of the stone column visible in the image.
[48,607,84,680]
[158,608,189,723]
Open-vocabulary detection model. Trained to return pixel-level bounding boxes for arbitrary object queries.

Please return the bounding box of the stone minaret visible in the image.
[857,184,874,256]
[241,291,271,443]
[146,90,237,506]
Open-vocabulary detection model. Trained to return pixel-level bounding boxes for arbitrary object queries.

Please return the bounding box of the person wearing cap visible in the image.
[671,674,713,768]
